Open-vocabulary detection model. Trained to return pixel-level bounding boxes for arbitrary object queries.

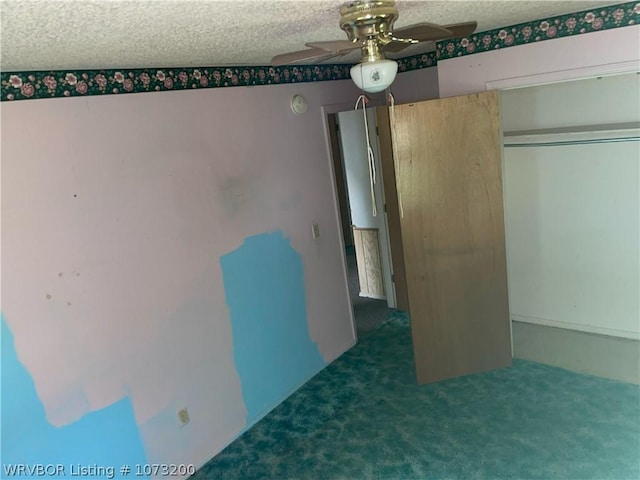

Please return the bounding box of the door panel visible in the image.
[390,91,511,384]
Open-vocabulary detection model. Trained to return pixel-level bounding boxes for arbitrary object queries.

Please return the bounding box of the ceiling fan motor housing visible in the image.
[339,1,398,43]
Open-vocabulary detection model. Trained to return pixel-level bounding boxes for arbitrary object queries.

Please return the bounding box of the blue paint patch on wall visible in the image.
[1,318,147,479]
[220,231,325,422]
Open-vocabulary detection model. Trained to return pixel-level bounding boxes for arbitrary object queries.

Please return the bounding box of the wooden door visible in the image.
[389,91,511,384]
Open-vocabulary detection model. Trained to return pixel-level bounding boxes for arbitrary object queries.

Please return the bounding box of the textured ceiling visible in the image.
[0,0,624,71]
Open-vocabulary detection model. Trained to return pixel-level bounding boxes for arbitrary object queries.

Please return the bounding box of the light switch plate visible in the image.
[312,223,320,239]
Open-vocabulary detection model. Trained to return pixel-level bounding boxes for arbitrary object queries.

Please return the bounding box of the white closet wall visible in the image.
[502,73,640,339]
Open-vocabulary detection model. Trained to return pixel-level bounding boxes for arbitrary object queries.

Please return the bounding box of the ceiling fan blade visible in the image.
[271,48,345,67]
[272,39,359,66]
[272,48,332,66]
[384,41,414,54]
[305,40,360,53]
[390,22,454,42]
[441,21,478,39]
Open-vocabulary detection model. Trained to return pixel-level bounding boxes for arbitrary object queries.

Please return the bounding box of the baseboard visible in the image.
[511,314,639,340]
[512,321,640,385]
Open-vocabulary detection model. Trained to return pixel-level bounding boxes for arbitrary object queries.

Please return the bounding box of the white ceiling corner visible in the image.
[0,0,625,71]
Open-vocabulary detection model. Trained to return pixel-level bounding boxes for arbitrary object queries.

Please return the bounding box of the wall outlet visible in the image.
[177,407,190,427]
[312,223,320,239]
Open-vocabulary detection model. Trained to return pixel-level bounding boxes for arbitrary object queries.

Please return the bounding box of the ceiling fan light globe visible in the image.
[350,59,398,93]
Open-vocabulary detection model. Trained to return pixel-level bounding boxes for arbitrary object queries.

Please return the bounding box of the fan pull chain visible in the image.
[388,92,404,218]
[355,94,377,218]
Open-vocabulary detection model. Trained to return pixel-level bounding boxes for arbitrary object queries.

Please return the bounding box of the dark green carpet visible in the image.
[193,312,640,479]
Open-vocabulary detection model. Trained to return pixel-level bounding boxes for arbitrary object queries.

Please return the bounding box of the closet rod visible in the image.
[503,122,640,137]
[504,136,640,148]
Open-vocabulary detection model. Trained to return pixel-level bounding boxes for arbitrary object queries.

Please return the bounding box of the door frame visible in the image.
[321,101,401,336]
[375,106,410,312]
[334,107,398,309]
[327,112,354,250]
[321,101,362,342]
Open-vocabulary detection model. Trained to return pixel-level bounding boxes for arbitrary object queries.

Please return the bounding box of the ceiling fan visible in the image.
[272,0,477,93]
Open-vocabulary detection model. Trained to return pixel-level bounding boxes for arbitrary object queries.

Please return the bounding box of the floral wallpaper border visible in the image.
[1,2,637,102]
[396,51,438,73]
[437,2,639,60]
[0,64,354,102]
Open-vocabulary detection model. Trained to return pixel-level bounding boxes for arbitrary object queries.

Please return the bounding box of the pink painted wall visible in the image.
[437,26,640,97]
[1,79,362,471]
[390,66,439,104]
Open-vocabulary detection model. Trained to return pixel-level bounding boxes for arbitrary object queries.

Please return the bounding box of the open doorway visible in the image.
[327,108,396,335]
